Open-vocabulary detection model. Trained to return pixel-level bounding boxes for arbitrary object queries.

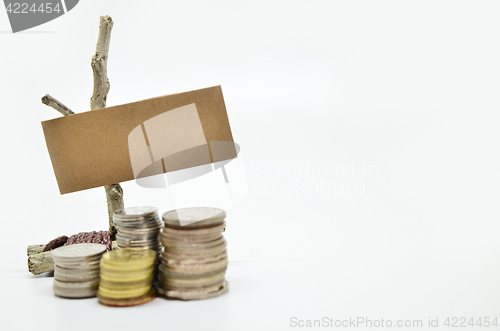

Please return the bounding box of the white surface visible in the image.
[2,0,500,330]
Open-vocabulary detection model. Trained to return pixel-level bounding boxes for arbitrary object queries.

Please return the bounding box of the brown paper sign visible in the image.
[42,86,237,194]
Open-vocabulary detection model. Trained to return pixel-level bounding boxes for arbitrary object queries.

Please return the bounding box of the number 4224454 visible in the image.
[444,317,498,328]
[6,3,62,14]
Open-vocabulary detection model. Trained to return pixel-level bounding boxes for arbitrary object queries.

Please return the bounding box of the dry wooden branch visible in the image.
[41,94,75,116]
[27,244,45,256]
[104,184,123,238]
[40,18,123,238]
[91,15,113,110]
[27,245,53,275]
[28,16,125,275]
[91,15,123,239]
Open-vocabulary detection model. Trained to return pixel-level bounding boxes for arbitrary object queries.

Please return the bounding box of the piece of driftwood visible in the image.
[27,244,45,256]
[39,15,123,237]
[90,16,123,239]
[28,246,53,275]
[28,244,54,275]
[41,94,74,116]
[28,16,124,274]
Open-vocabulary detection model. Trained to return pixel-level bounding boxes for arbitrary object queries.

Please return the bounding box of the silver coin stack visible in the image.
[113,206,163,253]
[157,207,229,300]
[51,243,107,298]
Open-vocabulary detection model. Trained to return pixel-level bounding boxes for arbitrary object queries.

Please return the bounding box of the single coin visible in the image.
[157,277,225,291]
[159,257,227,274]
[161,222,226,237]
[162,242,227,259]
[115,239,161,246]
[98,288,156,307]
[161,247,227,261]
[162,239,226,255]
[115,245,161,254]
[162,207,226,228]
[115,240,160,248]
[157,280,229,300]
[157,271,226,289]
[100,248,156,268]
[100,260,156,274]
[54,259,101,269]
[99,276,153,288]
[53,279,100,288]
[160,251,228,265]
[116,235,160,244]
[159,232,222,244]
[161,237,225,249]
[53,284,98,299]
[55,265,100,275]
[54,268,100,282]
[116,227,162,236]
[54,263,100,271]
[114,216,160,223]
[114,220,162,229]
[53,279,100,298]
[159,266,227,280]
[114,206,158,218]
[51,243,106,261]
[97,284,152,299]
[100,268,154,283]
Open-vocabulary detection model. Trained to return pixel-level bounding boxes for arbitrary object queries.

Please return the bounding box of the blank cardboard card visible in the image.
[42,86,237,194]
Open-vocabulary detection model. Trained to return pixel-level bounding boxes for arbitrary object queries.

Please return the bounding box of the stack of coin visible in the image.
[113,206,163,253]
[51,243,107,298]
[157,207,229,300]
[97,248,157,307]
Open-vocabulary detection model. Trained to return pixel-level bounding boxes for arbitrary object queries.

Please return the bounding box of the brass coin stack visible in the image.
[157,207,229,300]
[97,248,157,307]
[51,243,107,299]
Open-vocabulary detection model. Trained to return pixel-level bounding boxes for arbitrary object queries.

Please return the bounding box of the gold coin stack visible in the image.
[157,207,229,300]
[97,248,157,307]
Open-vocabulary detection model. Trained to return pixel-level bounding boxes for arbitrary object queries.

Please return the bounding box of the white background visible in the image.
[1,0,500,330]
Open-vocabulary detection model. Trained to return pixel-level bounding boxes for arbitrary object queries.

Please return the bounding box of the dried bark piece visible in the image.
[28,251,54,275]
[27,244,45,256]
